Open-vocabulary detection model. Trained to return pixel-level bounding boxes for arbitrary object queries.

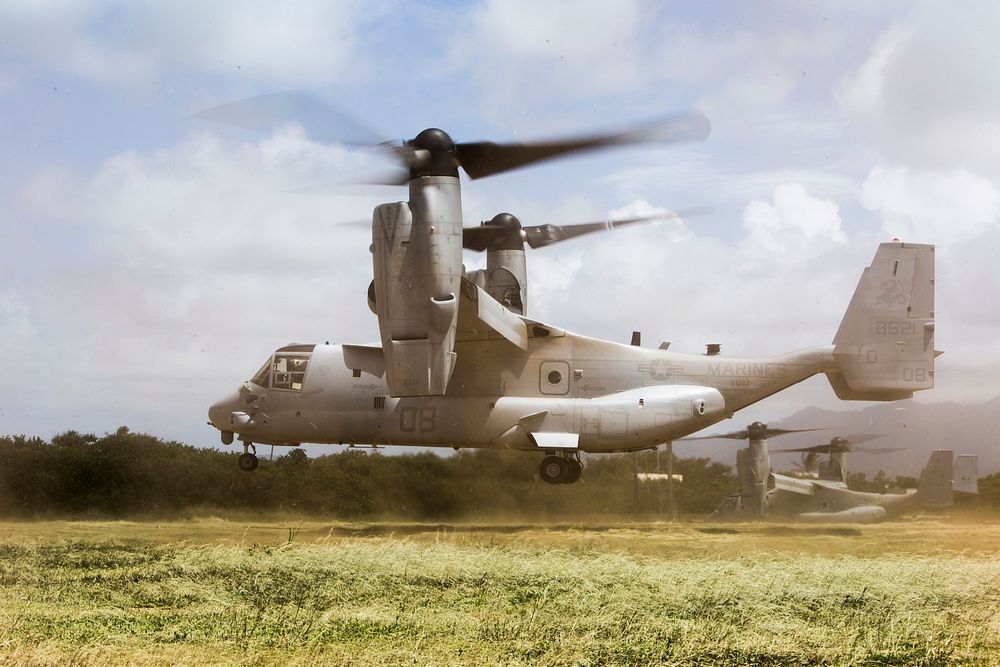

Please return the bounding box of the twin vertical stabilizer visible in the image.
[827,242,936,401]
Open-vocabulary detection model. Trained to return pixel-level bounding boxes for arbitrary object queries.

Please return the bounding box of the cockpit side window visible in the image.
[250,360,271,388]
[272,353,311,391]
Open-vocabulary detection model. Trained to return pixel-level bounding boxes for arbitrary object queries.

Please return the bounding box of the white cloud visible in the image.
[20,165,86,219]
[147,2,370,85]
[528,192,864,363]
[741,183,847,257]
[0,2,153,85]
[471,0,639,61]
[838,2,1000,178]
[861,166,1000,243]
[836,27,908,116]
[0,291,34,343]
[452,0,644,109]
[0,1,372,87]
[9,129,387,440]
[83,127,388,273]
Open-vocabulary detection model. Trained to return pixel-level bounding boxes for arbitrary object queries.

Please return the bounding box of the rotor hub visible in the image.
[407,128,459,179]
[486,212,522,229]
[411,128,456,152]
[483,213,524,251]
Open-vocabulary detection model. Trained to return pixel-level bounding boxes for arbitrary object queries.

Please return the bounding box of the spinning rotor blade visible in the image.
[681,422,826,442]
[462,207,711,253]
[854,447,906,454]
[523,207,711,250]
[462,224,515,252]
[772,444,902,455]
[193,91,388,147]
[771,434,887,454]
[196,92,710,183]
[455,111,711,180]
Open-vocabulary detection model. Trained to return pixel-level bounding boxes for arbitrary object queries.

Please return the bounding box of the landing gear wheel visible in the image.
[562,459,583,484]
[238,442,258,472]
[238,453,259,472]
[539,456,567,484]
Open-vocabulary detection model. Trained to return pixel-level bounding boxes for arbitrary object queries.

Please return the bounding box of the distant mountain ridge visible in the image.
[769,397,1000,478]
[677,397,1000,479]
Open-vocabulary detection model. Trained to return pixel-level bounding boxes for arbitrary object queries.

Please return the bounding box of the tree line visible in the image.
[2,428,996,519]
[0,428,737,519]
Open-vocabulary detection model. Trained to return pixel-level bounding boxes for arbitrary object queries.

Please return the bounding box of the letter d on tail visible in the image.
[827,242,937,401]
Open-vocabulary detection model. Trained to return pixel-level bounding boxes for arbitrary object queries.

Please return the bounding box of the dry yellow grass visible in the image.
[0,517,997,665]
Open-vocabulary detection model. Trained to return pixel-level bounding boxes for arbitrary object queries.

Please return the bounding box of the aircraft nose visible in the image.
[208,390,241,429]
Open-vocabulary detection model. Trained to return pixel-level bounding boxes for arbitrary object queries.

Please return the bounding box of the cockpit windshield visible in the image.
[248,344,315,391]
[272,353,310,390]
[250,360,271,387]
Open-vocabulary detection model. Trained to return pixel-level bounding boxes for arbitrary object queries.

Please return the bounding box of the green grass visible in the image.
[0,518,998,665]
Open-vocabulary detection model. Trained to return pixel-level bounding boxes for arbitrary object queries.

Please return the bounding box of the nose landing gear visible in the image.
[238,442,259,472]
[539,452,583,484]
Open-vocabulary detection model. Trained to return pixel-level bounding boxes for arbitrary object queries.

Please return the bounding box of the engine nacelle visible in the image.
[485,250,527,314]
[371,177,463,396]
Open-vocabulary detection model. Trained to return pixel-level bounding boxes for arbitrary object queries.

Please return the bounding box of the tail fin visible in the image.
[826,242,936,400]
[953,455,979,496]
[918,449,954,508]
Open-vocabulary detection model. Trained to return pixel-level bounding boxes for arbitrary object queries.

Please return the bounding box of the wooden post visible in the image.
[632,452,640,515]
[667,441,677,521]
[656,448,662,515]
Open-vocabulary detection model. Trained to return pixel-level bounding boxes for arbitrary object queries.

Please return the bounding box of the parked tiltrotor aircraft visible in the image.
[204,93,938,484]
[766,449,979,522]
[690,423,975,521]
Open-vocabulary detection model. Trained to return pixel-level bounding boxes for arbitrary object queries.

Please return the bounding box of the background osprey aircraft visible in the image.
[691,422,978,522]
[205,93,938,484]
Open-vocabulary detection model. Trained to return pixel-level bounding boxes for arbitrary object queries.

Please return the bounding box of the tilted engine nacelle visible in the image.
[371,177,464,396]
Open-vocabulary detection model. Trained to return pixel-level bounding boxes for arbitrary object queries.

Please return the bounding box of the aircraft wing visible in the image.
[771,474,816,496]
[342,344,385,378]
[808,478,850,491]
[456,277,565,349]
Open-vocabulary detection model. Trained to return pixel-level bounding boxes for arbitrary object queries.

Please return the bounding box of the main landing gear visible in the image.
[238,441,258,472]
[539,452,583,485]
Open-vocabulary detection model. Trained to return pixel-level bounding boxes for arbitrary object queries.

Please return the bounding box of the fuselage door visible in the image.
[539,360,570,395]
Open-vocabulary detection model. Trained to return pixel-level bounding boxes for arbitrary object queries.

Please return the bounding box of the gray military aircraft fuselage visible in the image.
[210,336,828,457]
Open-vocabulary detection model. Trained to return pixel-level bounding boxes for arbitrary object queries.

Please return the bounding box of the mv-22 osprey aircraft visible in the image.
[205,93,938,484]
[686,424,975,522]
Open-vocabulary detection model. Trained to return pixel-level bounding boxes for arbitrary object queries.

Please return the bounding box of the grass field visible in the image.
[0,517,998,665]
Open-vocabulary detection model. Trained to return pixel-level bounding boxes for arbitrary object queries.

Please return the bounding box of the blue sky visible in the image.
[2,1,999,449]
